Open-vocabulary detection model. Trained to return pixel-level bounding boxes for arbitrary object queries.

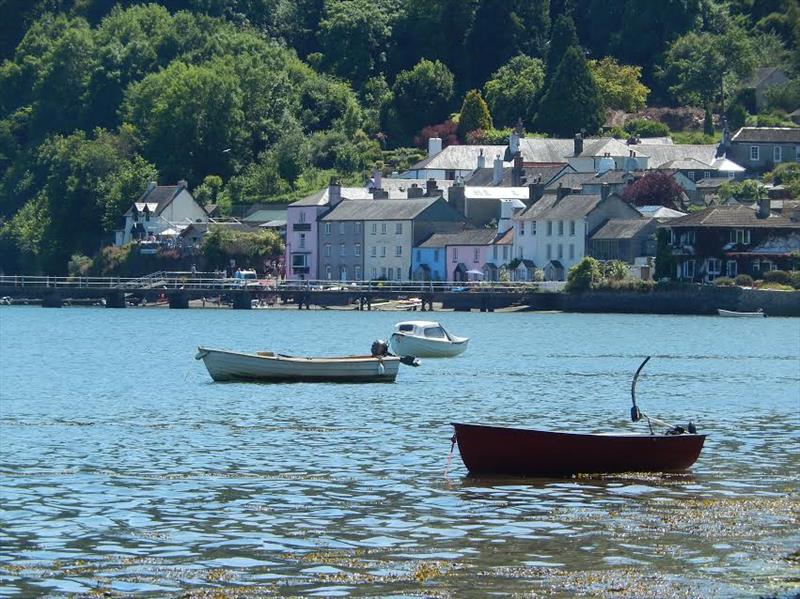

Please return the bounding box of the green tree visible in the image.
[193,174,224,206]
[318,0,394,87]
[387,59,454,146]
[718,179,763,201]
[703,106,714,135]
[202,225,284,268]
[588,57,649,112]
[457,90,492,139]
[764,163,800,198]
[545,13,579,79]
[566,256,602,292]
[537,46,604,137]
[483,55,544,127]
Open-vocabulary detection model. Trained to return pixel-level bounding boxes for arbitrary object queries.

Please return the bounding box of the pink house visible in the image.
[285,183,344,280]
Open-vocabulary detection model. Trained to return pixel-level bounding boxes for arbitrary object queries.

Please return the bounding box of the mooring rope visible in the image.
[443,434,456,480]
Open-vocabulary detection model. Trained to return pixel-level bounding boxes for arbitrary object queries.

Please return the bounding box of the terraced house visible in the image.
[318,197,463,281]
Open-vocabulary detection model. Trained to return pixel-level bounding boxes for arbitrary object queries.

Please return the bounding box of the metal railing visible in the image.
[0,275,565,293]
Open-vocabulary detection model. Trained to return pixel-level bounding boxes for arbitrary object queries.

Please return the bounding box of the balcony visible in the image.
[293,223,311,232]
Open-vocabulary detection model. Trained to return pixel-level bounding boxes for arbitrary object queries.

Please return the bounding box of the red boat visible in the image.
[451,423,706,477]
[451,357,707,477]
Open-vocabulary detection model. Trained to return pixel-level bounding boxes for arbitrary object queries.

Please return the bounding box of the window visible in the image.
[340,266,347,281]
[371,246,376,257]
[453,247,459,262]
[423,326,447,339]
[752,259,760,274]
[324,222,331,235]
[531,221,537,235]
[381,246,386,257]
[433,249,439,261]
[704,171,710,180]
[291,254,307,268]
[299,211,306,224]
[682,260,695,279]
[372,267,377,279]
[517,246,522,258]
[340,243,345,257]
[687,171,695,181]
[503,246,508,260]
[355,222,362,234]
[520,221,525,236]
[681,230,695,246]
[299,233,306,249]
[558,221,564,236]
[727,260,738,277]
[354,243,361,257]
[339,222,345,234]
[557,244,563,259]
[750,146,760,161]
[381,223,387,234]
[325,265,332,280]
[569,221,575,236]
[707,258,721,277]
[569,244,575,259]
[396,267,402,280]
[144,210,150,222]
[547,221,553,236]
[395,245,402,257]
[324,243,331,257]
[730,229,750,245]
[493,246,498,260]
[355,266,361,280]
[473,248,479,263]
[381,267,387,278]
[396,223,403,234]
[774,146,782,163]
[371,223,377,235]
[546,244,552,260]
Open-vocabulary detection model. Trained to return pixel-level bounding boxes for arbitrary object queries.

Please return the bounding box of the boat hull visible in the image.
[196,347,400,383]
[390,333,468,358]
[452,423,706,477]
[717,309,765,317]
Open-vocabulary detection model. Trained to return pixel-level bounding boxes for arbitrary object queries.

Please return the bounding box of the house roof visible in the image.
[730,127,800,144]
[538,194,602,220]
[743,66,788,89]
[711,157,746,173]
[636,205,687,219]
[578,137,641,158]
[291,180,453,207]
[591,218,654,240]
[517,138,575,163]
[694,177,731,189]
[465,164,571,187]
[243,208,288,223]
[320,197,443,221]
[463,186,530,200]
[418,228,499,248]
[408,145,509,172]
[633,144,719,168]
[665,205,800,229]
[179,222,259,237]
[659,158,716,171]
[516,195,559,220]
[545,172,598,191]
[495,227,514,245]
[135,184,192,215]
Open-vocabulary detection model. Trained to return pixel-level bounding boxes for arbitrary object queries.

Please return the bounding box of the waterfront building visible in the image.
[662,200,800,281]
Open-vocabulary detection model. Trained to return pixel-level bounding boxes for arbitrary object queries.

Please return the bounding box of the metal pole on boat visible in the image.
[630,356,650,423]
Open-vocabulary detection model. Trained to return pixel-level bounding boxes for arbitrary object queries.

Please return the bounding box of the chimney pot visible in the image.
[425,178,439,197]
[573,133,584,156]
[492,155,503,185]
[428,137,443,157]
[757,196,770,219]
[328,177,342,207]
[601,182,610,202]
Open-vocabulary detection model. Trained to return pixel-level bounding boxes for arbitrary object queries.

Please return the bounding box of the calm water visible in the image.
[0,306,798,598]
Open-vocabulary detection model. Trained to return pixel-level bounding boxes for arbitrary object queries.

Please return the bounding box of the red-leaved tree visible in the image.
[621,171,685,210]
[414,120,459,149]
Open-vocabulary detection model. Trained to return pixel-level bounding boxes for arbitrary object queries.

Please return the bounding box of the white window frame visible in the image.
[750,146,759,161]
[520,221,525,236]
[707,258,721,277]
[396,223,403,235]
[683,260,695,279]
[558,221,564,236]
[687,171,695,181]
[300,211,306,224]
[355,266,361,280]
[354,243,361,257]
[730,229,750,245]
[371,223,377,235]
[325,265,332,280]
[339,243,345,257]
[381,223,387,234]
[453,247,459,262]
[355,222,362,234]
[371,267,377,279]
[569,220,575,236]
[299,233,306,249]
[569,244,575,259]
[380,246,386,257]
[371,246,376,257]
[324,222,331,235]
[473,248,479,263]
[339,222,345,235]
[395,245,402,257]
[557,244,563,259]
[546,244,552,260]
[340,266,347,281]
[726,260,738,278]
[324,243,331,257]
[547,221,553,236]
[774,146,782,163]
[704,171,710,180]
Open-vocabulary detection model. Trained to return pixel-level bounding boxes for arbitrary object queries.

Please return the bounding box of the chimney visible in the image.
[328,177,342,207]
[428,137,443,157]
[407,183,424,198]
[370,188,389,199]
[757,196,770,219]
[147,181,157,193]
[177,179,188,190]
[425,178,440,197]
[600,182,610,202]
[528,182,544,204]
[492,155,503,185]
[512,153,524,187]
[573,133,583,156]
[476,148,486,170]
[556,183,570,202]
[371,168,382,190]
[509,127,520,156]
[448,181,466,217]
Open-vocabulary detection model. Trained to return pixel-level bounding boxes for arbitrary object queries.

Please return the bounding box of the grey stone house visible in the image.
[590,218,658,263]
[728,127,800,175]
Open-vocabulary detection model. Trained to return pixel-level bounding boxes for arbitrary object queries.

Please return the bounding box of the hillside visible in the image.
[0,0,798,273]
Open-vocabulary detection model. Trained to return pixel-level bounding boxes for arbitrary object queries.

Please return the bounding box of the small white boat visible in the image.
[389,321,468,358]
[195,346,401,383]
[717,308,765,318]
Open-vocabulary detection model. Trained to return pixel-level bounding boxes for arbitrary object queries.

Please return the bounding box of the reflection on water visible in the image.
[0,307,798,597]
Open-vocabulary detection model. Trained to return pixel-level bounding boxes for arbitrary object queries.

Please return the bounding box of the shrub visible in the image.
[763,270,792,285]
[734,274,754,287]
[713,276,734,286]
[566,257,602,292]
[790,271,800,290]
[68,253,93,277]
[625,118,670,138]
[757,281,794,291]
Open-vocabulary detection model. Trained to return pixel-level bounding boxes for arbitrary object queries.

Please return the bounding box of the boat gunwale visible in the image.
[198,347,402,364]
[452,422,707,442]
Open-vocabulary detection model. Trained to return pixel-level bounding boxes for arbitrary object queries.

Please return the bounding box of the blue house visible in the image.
[411,243,446,281]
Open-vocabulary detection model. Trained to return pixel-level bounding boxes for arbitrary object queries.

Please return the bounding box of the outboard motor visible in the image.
[371,339,389,357]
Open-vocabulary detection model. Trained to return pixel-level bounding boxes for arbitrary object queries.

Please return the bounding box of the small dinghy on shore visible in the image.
[717,308,765,317]
[195,340,417,383]
[451,357,706,477]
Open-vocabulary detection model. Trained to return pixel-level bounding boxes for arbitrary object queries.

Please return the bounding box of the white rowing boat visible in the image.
[717,308,765,318]
[195,347,401,383]
[389,321,468,358]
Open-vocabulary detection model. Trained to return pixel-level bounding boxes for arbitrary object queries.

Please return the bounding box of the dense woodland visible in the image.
[1,0,799,273]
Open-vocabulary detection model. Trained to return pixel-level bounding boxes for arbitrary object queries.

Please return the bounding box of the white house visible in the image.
[115,180,208,245]
[512,185,642,280]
